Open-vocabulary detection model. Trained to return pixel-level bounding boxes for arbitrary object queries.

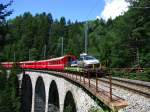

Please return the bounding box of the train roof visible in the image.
[46,55,66,61]
[1,62,14,64]
[20,61,36,63]
[37,55,76,62]
[48,55,76,61]
[1,54,76,64]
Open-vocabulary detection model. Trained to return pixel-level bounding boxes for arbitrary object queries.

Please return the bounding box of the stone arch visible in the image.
[63,91,77,112]
[48,80,60,112]
[21,74,32,112]
[34,77,46,112]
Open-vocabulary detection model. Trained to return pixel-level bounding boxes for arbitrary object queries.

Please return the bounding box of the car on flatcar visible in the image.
[78,53,100,68]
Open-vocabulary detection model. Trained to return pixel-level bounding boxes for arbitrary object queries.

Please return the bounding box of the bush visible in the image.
[88,106,107,112]
[0,63,21,112]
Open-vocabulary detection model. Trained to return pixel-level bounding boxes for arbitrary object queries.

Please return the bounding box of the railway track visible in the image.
[97,77,150,98]
[30,69,150,98]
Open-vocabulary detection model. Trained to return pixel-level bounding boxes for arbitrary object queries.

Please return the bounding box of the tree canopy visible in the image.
[0,0,149,68]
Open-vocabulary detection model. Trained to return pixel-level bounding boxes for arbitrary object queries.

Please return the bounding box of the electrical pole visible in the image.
[61,37,63,56]
[29,49,30,61]
[85,22,88,54]
[13,52,16,62]
[136,47,140,66]
[44,44,46,59]
[135,37,140,66]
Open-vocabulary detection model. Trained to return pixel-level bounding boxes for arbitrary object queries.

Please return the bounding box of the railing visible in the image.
[53,69,116,101]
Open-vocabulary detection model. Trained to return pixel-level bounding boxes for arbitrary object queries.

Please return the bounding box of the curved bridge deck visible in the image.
[30,70,128,111]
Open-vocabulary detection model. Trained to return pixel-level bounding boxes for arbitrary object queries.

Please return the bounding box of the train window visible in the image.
[79,57,84,61]
[68,57,72,66]
[62,59,64,64]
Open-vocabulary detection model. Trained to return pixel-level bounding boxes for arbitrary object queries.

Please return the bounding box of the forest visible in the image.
[0,0,149,111]
[0,0,150,68]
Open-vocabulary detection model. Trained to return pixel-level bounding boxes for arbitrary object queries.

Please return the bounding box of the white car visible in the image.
[78,53,100,68]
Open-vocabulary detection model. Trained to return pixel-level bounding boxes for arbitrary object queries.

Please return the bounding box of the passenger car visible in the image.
[1,54,77,71]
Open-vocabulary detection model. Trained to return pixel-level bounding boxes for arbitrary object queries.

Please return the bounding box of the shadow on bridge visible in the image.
[63,91,76,112]
[21,74,32,112]
[48,80,60,112]
[34,77,46,112]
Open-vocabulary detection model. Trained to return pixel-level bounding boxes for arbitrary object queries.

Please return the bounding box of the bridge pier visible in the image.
[30,74,36,112]
[58,80,65,112]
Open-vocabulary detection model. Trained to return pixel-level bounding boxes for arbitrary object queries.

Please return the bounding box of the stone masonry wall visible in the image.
[20,71,103,112]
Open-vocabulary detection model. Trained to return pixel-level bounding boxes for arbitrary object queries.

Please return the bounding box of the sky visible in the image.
[2,0,129,22]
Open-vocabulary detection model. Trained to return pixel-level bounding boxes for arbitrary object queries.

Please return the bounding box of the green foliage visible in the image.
[0,1,13,21]
[0,64,7,91]
[88,106,107,112]
[112,70,150,82]
[0,0,150,68]
[0,64,21,112]
[64,105,72,112]
[11,63,22,75]
[0,1,13,53]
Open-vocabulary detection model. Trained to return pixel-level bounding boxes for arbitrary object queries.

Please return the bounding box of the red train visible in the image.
[1,54,76,70]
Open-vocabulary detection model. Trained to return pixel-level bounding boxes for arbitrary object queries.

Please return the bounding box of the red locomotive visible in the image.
[1,54,77,71]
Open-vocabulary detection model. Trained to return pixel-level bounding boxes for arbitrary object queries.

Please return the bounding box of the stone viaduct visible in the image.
[17,71,103,112]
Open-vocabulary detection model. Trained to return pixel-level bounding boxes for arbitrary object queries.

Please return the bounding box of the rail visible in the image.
[99,77,150,98]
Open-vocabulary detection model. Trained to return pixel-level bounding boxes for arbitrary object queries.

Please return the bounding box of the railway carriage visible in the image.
[46,55,76,70]
[35,60,47,69]
[1,62,14,69]
[0,54,106,77]
[21,61,36,69]
[1,54,76,71]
